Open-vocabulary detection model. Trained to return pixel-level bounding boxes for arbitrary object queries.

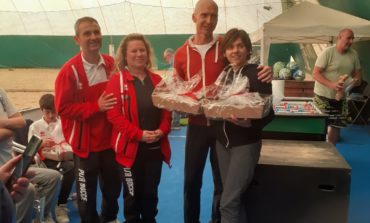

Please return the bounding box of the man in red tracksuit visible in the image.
[55,16,121,223]
[174,1,273,222]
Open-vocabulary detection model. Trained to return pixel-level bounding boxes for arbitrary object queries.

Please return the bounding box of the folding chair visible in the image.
[347,81,370,125]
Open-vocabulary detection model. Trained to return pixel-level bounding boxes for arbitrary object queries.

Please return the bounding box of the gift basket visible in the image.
[202,68,272,119]
[39,122,73,161]
[42,142,73,161]
[152,72,203,115]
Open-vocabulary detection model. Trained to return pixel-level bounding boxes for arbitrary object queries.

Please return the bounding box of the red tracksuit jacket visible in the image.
[55,53,114,158]
[174,35,225,125]
[105,69,171,168]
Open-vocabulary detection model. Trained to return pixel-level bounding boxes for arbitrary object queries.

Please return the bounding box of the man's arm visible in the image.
[256,65,273,83]
[0,128,14,141]
[0,112,25,141]
[0,87,26,142]
[0,112,26,130]
[351,68,362,86]
[55,67,101,121]
[313,66,342,91]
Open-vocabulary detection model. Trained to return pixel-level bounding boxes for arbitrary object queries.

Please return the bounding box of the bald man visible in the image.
[313,28,362,145]
[174,1,273,222]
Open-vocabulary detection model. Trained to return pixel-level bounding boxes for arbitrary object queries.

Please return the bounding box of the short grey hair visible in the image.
[74,17,100,35]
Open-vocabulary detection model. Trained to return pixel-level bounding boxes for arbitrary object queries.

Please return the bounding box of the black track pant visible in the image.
[184,124,223,223]
[43,159,75,205]
[122,148,163,223]
[74,149,122,223]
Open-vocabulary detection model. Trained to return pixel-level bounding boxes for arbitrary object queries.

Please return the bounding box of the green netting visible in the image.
[1,34,369,84]
[0,35,190,69]
[0,35,305,69]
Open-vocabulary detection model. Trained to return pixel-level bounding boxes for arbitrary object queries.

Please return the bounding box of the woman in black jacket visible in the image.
[212,28,275,223]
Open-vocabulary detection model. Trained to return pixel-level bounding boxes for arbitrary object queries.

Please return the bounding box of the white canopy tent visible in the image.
[0,0,282,36]
[250,1,370,65]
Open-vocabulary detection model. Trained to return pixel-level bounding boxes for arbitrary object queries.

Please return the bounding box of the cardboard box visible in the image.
[284,80,314,97]
[202,94,272,119]
[152,93,202,115]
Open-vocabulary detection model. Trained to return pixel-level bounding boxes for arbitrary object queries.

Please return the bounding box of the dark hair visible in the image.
[39,93,55,111]
[221,28,252,64]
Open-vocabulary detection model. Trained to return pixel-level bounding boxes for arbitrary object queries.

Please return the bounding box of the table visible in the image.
[263,99,328,141]
[246,139,351,223]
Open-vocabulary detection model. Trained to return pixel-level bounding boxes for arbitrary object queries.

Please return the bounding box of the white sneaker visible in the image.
[55,204,70,223]
[42,215,56,223]
[106,219,120,223]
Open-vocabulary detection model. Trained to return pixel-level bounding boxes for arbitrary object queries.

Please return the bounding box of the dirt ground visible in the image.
[0,68,167,110]
[0,68,57,110]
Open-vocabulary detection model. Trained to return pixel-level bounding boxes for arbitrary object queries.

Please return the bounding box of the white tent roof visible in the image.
[0,0,282,35]
[250,1,370,65]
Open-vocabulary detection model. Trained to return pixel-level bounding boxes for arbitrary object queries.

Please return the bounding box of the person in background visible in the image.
[212,28,274,223]
[312,28,361,145]
[173,1,273,222]
[1,87,61,223]
[0,155,31,223]
[106,33,172,223]
[54,16,121,223]
[28,93,75,223]
[163,48,175,70]
[163,48,182,130]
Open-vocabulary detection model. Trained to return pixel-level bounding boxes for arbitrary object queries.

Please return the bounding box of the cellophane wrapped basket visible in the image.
[202,68,272,119]
[152,72,203,115]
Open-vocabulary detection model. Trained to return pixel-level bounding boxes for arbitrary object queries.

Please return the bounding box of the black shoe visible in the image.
[331,119,347,128]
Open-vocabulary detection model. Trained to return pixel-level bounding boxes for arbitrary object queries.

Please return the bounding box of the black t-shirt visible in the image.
[133,75,161,150]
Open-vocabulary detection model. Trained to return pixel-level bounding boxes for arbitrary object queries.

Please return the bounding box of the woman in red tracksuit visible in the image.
[106,33,171,223]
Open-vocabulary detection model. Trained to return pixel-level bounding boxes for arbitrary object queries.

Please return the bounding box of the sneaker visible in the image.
[55,204,70,223]
[331,119,347,128]
[106,219,120,223]
[42,215,56,223]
